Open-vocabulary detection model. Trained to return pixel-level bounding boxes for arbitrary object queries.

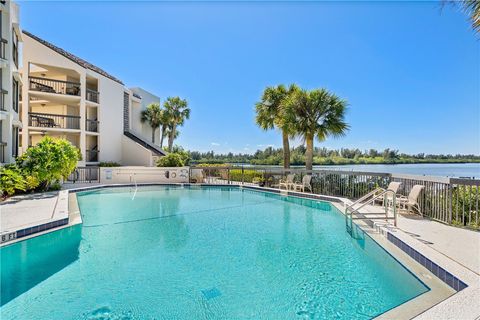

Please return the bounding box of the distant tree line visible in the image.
[187,146,480,165]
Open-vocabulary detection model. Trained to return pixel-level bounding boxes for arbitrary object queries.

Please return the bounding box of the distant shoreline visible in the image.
[193,160,480,166]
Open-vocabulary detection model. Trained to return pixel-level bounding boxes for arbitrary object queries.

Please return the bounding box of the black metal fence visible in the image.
[86,88,99,103]
[0,38,7,60]
[86,119,99,132]
[29,112,80,129]
[0,89,7,111]
[29,76,81,96]
[85,149,99,162]
[0,142,6,163]
[190,165,480,229]
[65,167,100,183]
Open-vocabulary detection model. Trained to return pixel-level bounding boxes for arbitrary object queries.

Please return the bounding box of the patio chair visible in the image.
[278,174,295,190]
[397,185,424,216]
[292,175,312,193]
[374,181,402,206]
[190,169,204,183]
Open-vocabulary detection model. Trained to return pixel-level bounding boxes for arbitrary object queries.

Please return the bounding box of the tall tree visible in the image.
[255,84,299,168]
[445,0,480,33]
[140,103,163,144]
[159,109,171,148]
[164,97,190,152]
[285,88,349,171]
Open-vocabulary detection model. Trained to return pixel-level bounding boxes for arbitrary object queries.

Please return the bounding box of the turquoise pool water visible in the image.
[1,186,428,319]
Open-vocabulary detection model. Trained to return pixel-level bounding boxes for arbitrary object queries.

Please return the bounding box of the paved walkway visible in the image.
[0,192,60,233]
[397,214,480,275]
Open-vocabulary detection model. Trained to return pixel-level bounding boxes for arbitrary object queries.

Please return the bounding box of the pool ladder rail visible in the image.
[130,174,138,200]
[345,188,397,236]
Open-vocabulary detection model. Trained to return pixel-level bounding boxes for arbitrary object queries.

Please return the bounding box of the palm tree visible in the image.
[285,88,349,171]
[140,103,163,144]
[158,109,171,148]
[163,97,190,152]
[255,84,299,168]
[445,1,479,33]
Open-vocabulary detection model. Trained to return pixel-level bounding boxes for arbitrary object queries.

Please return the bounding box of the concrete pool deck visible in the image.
[1,183,479,318]
[0,190,76,245]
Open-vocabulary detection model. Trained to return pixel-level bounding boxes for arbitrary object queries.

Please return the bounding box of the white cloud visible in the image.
[211,142,220,146]
[257,144,276,148]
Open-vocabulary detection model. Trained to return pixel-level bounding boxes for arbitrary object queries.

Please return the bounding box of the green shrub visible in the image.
[48,181,62,191]
[99,161,121,167]
[229,169,263,183]
[17,137,80,191]
[0,165,27,196]
[157,153,185,167]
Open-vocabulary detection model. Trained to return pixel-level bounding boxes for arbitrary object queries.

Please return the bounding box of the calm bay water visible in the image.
[311,163,480,178]
[238,163,480,178]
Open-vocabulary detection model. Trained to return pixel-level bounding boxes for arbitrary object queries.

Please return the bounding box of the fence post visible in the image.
[228,167,230,185]
[241,165,244,185]
[448,180,453,224]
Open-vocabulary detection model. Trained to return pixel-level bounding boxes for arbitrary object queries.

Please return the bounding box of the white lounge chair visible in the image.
[374,181,402,205]
[190,169,204,183]
[278,174,295,190]
[292,175,312,193]
[397,185,424,216]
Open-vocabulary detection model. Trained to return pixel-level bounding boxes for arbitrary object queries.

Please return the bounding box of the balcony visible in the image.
[0,38,7,60]
[29,76,81,97]
[86,119,99,133]
[86,148,99,162]
[29,112,80,130]
[0,89,7,111]
[86,88,99,103]
[0,142,6,163]
[12,40,18,67]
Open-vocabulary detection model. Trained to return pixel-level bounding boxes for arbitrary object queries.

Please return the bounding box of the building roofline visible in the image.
[22,30,124,85]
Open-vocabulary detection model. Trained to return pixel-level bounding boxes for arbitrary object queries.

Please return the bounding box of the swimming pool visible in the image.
[1,186,428,319]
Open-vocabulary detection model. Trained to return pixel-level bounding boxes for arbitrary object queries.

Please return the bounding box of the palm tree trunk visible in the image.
[160,127,165,148]
[168,126,176,152]
[151,127,155,144]
[282,130,290,169]
[305,134,314,171]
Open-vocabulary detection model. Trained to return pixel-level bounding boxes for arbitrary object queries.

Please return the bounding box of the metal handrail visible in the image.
[346,187,385,209]
[345,189,398,234]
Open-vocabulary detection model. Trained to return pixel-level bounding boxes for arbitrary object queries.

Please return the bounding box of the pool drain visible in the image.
[201,287,222,300]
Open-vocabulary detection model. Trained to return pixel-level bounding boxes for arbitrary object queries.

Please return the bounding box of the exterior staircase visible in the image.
[123,130,166,156]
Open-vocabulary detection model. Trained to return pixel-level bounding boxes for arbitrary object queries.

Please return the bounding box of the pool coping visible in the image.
[0,190,71,246]
[2,183,479,318]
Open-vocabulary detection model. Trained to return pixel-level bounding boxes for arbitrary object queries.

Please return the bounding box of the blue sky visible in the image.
[20,1,479,155]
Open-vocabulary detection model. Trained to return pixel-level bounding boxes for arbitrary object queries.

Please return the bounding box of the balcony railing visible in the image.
[86,148,99,162]
[0,38,7,60]
[29,112,80,130]
[0,89,7,111]
[0,142,6,163]
[29,76,81,97]
[86,119,99,132]
[12,41,18,67]
[86,88,99,103]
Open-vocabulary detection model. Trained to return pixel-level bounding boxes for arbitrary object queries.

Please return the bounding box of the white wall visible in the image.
[129,87,161,145]
[0,1,22,164]
[121,135,154,166]
[97,74,124,163]
[100,166,189,184]
[20,32,126,165]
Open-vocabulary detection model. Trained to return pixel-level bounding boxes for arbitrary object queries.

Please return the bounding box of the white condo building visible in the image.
[0,0,22,164]
[19,31,166,167]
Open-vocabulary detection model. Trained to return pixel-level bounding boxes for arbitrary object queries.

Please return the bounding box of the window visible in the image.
[11,126,18,158]
[12,77,18,112]
[12,31,18,67]
[0,69,5,111]
[0,120,4,163]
